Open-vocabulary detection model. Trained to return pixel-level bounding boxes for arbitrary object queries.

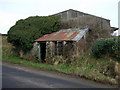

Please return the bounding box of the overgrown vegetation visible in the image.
[91,36,120,61]
[2,36,118,85]
[2,46,117,84]
[7,16,61,56]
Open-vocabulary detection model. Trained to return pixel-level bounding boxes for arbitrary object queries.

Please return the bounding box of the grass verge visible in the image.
[2,45,118,85]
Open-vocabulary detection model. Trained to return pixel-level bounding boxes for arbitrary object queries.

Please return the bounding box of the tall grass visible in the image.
[2,36,117,85]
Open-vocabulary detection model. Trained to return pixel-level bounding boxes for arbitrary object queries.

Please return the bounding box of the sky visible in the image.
[0,0,120,34]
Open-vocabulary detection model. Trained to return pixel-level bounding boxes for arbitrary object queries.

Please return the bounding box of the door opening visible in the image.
[40,42,46,62]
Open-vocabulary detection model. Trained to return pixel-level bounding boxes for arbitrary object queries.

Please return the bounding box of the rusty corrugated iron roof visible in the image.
[35,28,89,42]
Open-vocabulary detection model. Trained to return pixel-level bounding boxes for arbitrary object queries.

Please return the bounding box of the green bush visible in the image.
[7,16,61,53]
[91,37,120,61]
[2,46,18,59]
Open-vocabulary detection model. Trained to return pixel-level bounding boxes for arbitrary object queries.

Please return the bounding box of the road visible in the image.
[2,62,116,88]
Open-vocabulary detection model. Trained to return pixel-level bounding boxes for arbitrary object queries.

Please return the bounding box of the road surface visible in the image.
[2,62,116,88]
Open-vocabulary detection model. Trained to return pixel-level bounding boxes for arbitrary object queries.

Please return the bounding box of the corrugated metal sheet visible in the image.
[35,28,89,42]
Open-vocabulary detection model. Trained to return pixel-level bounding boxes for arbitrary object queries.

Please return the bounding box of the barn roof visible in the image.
[35,28,89,42]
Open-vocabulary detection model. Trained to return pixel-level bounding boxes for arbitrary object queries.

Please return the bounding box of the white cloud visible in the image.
[0,12,29,34]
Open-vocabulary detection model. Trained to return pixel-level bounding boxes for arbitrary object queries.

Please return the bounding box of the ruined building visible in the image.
[35,9,118,61]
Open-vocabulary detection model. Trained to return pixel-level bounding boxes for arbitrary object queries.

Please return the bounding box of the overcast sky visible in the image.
[0,0,119,34]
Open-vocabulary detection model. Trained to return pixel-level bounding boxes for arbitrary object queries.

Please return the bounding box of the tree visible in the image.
[7,16,61,56]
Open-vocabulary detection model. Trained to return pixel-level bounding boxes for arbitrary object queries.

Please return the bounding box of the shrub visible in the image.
[7,16,61,55]
[45,56,66,65]
[91,37,120,61]
[22,53,38,63]
[2,46,18,58]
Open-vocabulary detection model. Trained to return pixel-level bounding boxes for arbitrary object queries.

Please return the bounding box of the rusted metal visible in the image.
[35,28,89,42]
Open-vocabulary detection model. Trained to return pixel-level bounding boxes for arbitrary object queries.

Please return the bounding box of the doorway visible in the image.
[40,42,46,62]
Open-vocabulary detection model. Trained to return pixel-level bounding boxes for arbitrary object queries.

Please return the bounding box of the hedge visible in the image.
[91,37,120,61]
